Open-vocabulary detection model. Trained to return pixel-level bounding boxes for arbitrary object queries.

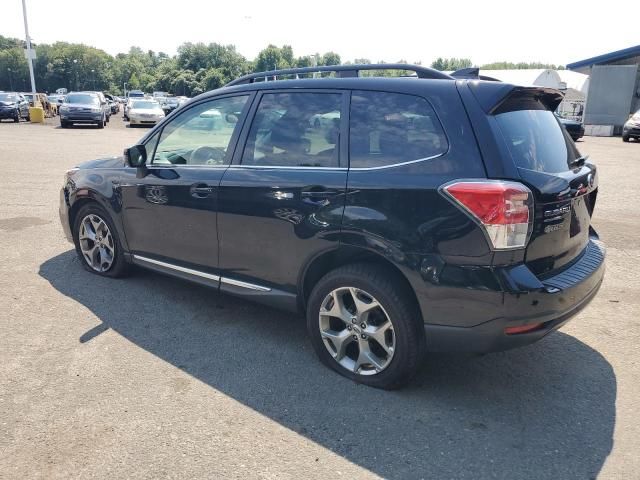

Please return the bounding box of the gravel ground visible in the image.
[0,116,638,480]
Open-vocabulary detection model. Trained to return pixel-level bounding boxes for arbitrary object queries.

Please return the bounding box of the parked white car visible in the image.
[127,100,165,126]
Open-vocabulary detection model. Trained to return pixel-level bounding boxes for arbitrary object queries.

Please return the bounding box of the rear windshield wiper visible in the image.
[569,155,589,169]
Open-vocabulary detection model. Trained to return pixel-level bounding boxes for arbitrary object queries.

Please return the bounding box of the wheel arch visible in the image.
[299,245,423,324]
[68,192,128,249]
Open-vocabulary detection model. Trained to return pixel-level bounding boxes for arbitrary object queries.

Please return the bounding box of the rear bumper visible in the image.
[424,237,605,353]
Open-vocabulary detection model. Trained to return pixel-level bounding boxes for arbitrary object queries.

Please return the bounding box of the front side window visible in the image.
[151,95,249,166]
[349,91,448,168]
[242,92,342,167]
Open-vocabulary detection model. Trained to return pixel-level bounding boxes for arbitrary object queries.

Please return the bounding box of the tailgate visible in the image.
[493,101,597,276]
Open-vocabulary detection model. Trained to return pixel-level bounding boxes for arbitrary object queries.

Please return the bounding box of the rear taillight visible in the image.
[442,180,533,250]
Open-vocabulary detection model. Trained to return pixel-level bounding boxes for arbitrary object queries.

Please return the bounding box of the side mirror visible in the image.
[225,113,239,124]
[125,144,147,168]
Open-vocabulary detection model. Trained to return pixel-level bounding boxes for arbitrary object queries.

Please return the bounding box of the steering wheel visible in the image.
[189,146,226,165]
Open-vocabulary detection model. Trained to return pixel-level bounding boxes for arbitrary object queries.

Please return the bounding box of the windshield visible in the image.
[65,94,100,105]
[129,92,144,98]
[132,101,159,109]
[495,109,581,173]
[0,93,19,102]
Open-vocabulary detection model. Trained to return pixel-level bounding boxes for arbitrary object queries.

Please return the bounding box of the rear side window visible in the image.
[495,110,580,173]
[242,92,342,167]
[349,91,447,168]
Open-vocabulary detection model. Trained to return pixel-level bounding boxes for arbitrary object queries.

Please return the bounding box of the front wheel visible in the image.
[72,203,129,277]
[622,135,630,142]
[307,263,425,389]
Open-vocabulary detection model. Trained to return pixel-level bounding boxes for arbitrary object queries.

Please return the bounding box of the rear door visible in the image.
[217,90,348,292]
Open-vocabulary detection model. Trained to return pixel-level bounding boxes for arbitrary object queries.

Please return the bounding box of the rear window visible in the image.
[349,91,448,168]
[495,109,580,173]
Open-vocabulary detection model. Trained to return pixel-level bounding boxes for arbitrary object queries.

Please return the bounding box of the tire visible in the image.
[98,117,105,129]
[60,120,69,128]
[13,115,19,123]
[72,203,129,278]
[306,263,425,389]
[622,135,630,143]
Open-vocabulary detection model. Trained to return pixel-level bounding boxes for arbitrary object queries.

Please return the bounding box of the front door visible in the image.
[120,94,252,271]
[218,90,348,291]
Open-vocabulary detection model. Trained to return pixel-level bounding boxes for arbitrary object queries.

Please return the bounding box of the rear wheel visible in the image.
[307,263,425,389]
[72,203,129,278]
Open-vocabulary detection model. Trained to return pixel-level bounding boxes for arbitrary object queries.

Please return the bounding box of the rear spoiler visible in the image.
[466,81,565,115]
[450,67,501,82]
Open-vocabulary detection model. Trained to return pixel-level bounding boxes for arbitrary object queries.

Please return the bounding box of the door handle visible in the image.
[301,188,340,198]
[301,187,340,206]
[190,183,215,198]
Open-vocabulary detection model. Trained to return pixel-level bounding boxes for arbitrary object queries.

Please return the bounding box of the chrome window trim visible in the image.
[142,164,229,170]
[348,151,447,171]
[225,152,445,171]
[226,165,347,171]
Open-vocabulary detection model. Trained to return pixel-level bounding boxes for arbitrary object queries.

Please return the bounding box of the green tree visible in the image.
[254,45,293,72]
[128,72,140,89]
[481,61,565,70]
[430,57,473,71]
[320,52,341,66]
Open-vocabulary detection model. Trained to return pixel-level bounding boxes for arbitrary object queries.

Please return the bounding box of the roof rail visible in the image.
[225,63,452,87]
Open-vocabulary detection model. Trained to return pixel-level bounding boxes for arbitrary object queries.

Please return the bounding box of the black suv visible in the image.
[59,64,605,389]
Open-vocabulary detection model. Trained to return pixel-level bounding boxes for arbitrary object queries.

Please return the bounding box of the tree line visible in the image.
[430,57,565,71]
[0,35,564,96]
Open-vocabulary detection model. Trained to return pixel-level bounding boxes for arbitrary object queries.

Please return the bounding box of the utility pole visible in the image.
[7,68,13,91]
[21,0,37,95]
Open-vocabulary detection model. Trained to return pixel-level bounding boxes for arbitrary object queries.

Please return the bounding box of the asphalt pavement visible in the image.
[0,116,638,479]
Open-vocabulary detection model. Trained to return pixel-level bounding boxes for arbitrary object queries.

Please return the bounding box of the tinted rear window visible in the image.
[495,110,580,173]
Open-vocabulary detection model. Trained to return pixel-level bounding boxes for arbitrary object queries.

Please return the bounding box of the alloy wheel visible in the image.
[319,287,395,375]
[78,214,115,272]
